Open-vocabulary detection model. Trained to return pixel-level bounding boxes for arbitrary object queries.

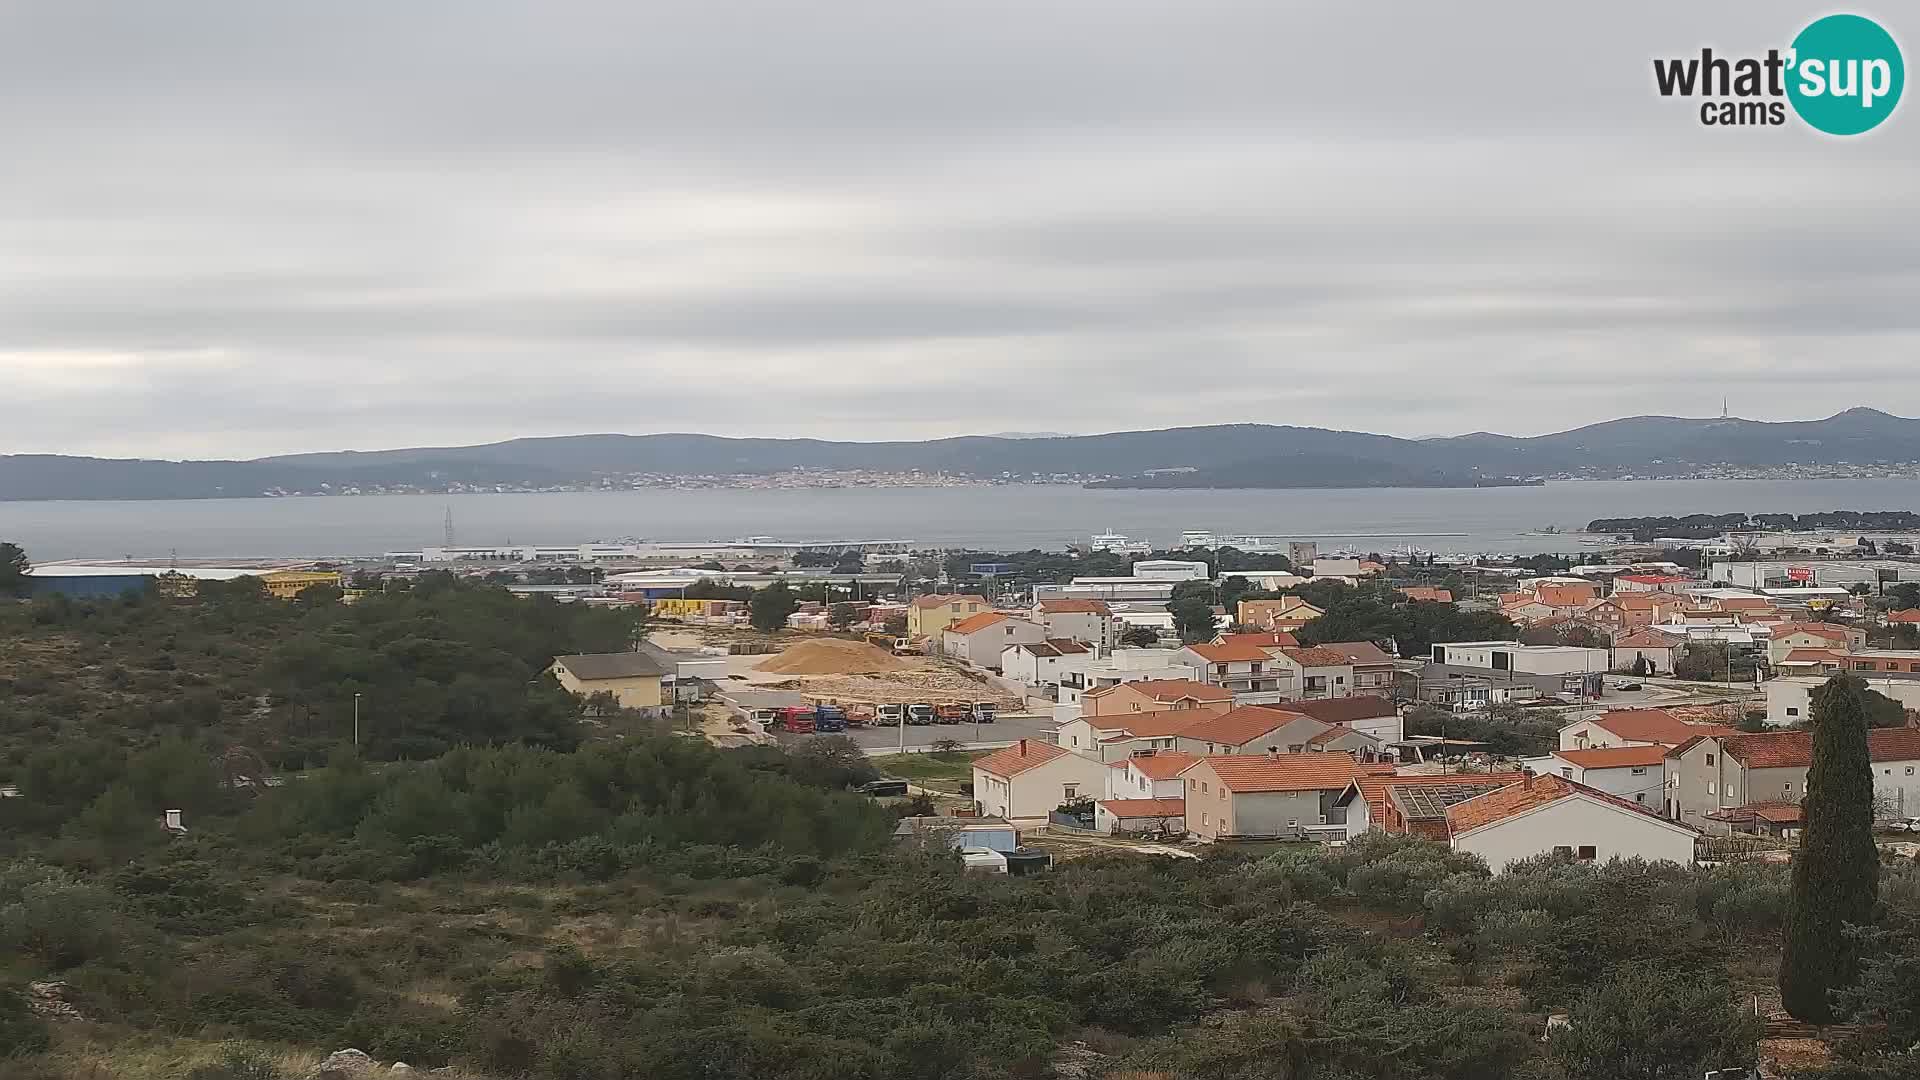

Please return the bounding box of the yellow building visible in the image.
[260,569,344,600]
[549,652,669,715]
[649,597,744,619]
[906,593,990,639]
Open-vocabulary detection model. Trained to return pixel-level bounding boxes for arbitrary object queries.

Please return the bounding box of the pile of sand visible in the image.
[756,639,910,676]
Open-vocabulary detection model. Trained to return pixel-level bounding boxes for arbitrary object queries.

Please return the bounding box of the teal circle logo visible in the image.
[1786,14,1904,135]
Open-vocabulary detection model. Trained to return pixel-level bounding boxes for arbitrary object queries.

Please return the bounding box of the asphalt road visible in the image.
[772,712,1057,753]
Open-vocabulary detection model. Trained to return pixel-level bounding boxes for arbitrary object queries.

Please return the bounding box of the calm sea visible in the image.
[3,479,1919,562]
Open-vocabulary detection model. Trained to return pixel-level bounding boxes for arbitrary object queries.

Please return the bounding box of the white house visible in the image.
[1611,629,1683,675]
[1000,639,1092,687]
[1766,674,1920,728]
[1103,750,1198,801]
[1031,599,1122,651]
[1057,649,1198,705]
[1519,745,1668,811]
[1444,774,1699,872]
[971,739,1112,821]
[1558,708,1734,751]
[1057,707,1219,761]
[942,612,1045,671]
[1094,797,1186,836]
[1430,641,1611,676]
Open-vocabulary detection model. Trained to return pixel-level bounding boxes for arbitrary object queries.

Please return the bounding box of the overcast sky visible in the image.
[2,2,1916,458]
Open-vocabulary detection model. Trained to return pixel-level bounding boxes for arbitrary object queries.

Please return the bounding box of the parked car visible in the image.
[876,703,906,726]
[971,702,997,724]
[907,703,936,726]
[935,703,969,724]
[1887,817,1920,833]
[1613,681,1643,692]
[856,779,910,797]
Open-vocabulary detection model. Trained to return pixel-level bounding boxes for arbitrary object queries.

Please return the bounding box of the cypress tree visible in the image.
[1779,673,1881,1023]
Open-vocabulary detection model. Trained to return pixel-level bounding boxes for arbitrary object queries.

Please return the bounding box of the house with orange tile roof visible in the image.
[1666,727,1920,826]
[1179,752,1359,840]
[1334,771,1528,840]
[906,593,990,639]
[1268,646,1357,700]
[941,612,1043,670]
[1103,749,1199,801]
[1890,609,1920,625]
[1000,638,1092,686]
[1284,695,1404,742]
[1533,582,1599,609]
[1030,598,1122,651]
[1178,639,1289,697]
[1613,573,1695,593]
[1520,745,1669,810]
[1236,596,1324,633]
[971,739,1112,821]
[1057,707,1222,760]
[1093,797,1187,836]
[1557,708,1736,752]
[1312,641,1398,694]
[1765,621,1867,664]
[1444,773,1699,872]
[1773,647,1848,676]
[1080,678,1233,717]
[1398,586,1453,604]
[1612,627,1683,675]
[1171,706,1335,758]
[1216,629,1300,649]
[1839,649,1920,676]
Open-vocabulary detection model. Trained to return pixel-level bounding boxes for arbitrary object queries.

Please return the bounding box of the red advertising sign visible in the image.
[1787,566,1813,582]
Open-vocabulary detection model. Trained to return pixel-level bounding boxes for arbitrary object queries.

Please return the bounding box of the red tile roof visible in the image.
[1399,587,1454,603]
[1084,707,1221,738]
[1220,630,1300,649]
[1097,797,1186,818]
[1123,750,1200,779]
[1889,609,1920,624]
[1282,646,1354,667]
[1614,629,1682,648]
[973,739,1071,778]
[1190,752,1357,793]
[1445,773,1689,835]
[1038,599,1113,614]
[1779,648,1846,664]
[1179,706,1309,748]
[1553,745,1669,769]
[1186,640,1278,663]
[1269,695,1397,726]
[1015,639,1091,658]
[1588,708,1735,746]
[1771,622,1853,641]
[1314,641,1396,666]
[1707,801,1803,825]
[1095,679,1233,703]
[945,611,1009,635]
[1718,728,1920,769]
[1306,727,1365,747]
[1349,771,1528,833]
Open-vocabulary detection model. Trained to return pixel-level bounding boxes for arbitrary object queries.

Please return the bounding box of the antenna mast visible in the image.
[444,507,456,548]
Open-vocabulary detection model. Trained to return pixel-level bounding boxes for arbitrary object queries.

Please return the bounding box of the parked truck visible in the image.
[935,703,970,724]
[772,706,817,734]
[971,702,997,724]
[876,703,906,726]
[814,704,848,732]
[906,703,936,726]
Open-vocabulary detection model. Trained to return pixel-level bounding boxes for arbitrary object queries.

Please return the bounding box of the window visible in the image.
[1707,782,1716,795]
[1635,793,1646,803]
[1630,767,1647,775]
[1560,767,1573,778]
[1908,767,1916,776]
[1577,845,1597,862]
[1219,789,1225,801]
[1287,819,1298,828]
[1201,812,1209,826]
[1063,785,1077,799]
[1787,707,1800,716]
[1706,754,1715,766]
[1200,782,1209,793]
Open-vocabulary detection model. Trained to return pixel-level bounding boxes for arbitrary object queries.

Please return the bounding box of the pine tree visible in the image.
[1779,673,1881,1023]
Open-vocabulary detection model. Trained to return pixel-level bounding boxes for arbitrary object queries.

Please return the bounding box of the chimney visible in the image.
[1018,739,1027,757]
[1521,768,1535,789]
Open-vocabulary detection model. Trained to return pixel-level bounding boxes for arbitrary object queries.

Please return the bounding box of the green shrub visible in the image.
[0,984,51,1058]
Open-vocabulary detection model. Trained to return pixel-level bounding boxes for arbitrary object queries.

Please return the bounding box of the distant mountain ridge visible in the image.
[3,408,1918,500]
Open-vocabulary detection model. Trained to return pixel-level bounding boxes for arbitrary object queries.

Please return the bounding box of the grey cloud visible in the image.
[1,0,1917,456]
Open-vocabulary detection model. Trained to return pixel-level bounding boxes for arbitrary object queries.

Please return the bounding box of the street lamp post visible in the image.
[353,692,362,748]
